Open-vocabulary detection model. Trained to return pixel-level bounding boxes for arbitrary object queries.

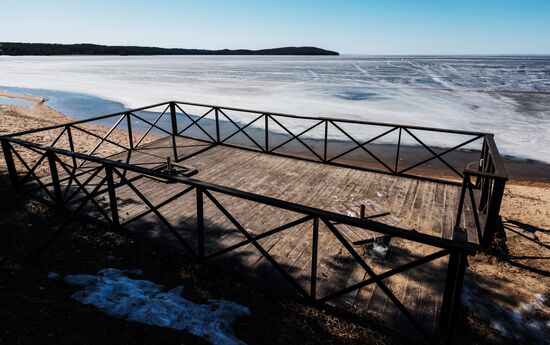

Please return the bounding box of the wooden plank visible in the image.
[242,162,351,290]
[441,185,454,240]
[282,167,364,294]
[318,170,386,306]
[308,168,370,288]
[193,154,317,274]
[415,182,438,235]
[22,135,466,335]
[398,179,421,227]
[198,152,304,248]
[245,162,339,272]
[429,183,447,239]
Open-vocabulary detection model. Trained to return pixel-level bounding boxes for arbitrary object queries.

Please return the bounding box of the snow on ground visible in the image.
[65,268,250,345]
[346,210,357,218]
[462,276,550,344]
[344,208,389,259]
[366,238,389,259]
[47,272,60,280]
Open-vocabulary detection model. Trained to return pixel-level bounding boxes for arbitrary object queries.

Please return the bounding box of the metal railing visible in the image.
[0,101,508,344]
[171,101,490,182]
[3,100,498,181]
[454,135,508,247]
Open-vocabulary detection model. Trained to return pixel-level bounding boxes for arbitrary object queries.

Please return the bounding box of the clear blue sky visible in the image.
[1,0,549,54]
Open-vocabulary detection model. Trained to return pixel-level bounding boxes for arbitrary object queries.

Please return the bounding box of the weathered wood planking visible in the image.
[22,135,477,338]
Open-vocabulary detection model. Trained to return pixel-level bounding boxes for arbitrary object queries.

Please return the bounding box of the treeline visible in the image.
[0,43,339,56]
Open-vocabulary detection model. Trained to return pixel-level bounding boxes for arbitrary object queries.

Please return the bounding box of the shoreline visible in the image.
[0,91,46,104]
[0,91,549,185]
[2,84,550,170]
[0,92,158,175]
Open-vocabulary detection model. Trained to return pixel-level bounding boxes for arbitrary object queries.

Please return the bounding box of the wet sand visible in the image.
[1,91,549,184]
[270,138,550,184]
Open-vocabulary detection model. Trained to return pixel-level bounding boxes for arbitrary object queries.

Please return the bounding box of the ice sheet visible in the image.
[1,55,549,162]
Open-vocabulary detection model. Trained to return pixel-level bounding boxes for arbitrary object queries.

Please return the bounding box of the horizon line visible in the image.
[2,41,549,56]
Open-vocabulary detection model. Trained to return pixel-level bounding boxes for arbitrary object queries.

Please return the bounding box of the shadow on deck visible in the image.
[0,101,510,344]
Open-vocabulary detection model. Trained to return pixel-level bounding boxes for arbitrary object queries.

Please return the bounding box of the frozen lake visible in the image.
[0,55,549,162]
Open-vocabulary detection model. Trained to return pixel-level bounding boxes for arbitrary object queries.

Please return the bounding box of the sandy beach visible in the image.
[0,92,157,175]
[0,92,548,342]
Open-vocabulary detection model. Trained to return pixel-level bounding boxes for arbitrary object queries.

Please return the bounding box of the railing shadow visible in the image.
[1,172,402,345]
[493,219,550,277]
[457,272,546,344]
[1,100,515,345]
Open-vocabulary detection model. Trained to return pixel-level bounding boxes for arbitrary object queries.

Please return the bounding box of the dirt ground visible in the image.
[0,93,548,344]
[0,173,399,345]
[462,184,550,344]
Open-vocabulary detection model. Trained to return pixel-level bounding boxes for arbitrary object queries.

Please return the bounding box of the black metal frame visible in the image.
[454,136,508,247]
[0,101,508,344]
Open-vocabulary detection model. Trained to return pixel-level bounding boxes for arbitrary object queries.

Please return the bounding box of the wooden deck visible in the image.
[24,135,479,338]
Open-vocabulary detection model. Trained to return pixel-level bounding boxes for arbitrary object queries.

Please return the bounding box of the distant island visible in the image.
[0,42,339,56]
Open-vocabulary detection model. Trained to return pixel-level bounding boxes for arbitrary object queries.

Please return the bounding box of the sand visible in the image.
[1,92,548,341]
[0,92,157,175]
[465,183,549,342]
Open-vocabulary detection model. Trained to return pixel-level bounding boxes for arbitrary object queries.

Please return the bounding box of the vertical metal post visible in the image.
[105,165,120,228]
[47,151,63,207]
[214,108,220,143]
[169,102,178,161]
[166,156,173,174]
[196,188,205,260]
[439,250,467,345]
[264,114,269,152]
[310,217,319,299]
[66,125,77,169]
[454,174,468,231]
[481,179,506,248]
[480,137,488,171]
[1,139,18,186]
[477,138,490,208]
[395,127,402,173]
[126,112,133,150]
[323,121,328,162]
[360,204,366,219]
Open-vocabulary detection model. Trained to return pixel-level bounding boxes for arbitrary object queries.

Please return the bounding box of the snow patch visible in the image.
[48,272,60,280]
[65,268,250,345]
[462,278,549,344]
[489,321,509,337]
[366,238,389,259]
[346,210,357,218]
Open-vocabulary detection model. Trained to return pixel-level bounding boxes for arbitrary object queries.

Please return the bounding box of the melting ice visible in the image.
[0,55,549,162]
[65,268,250,345]
[462,277,549,344]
